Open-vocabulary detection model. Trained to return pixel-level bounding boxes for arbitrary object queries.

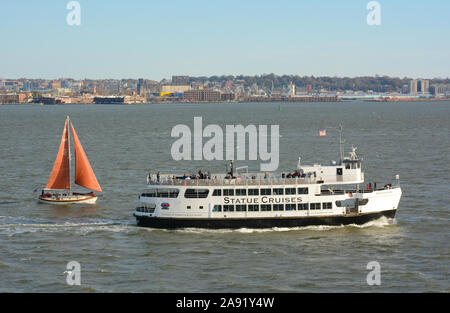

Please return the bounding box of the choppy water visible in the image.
[0,101,448,292]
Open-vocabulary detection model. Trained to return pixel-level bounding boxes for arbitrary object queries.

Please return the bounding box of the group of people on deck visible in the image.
[365,182,393,190]
[147,170,215,183]
[281,170,314,179]
[147,167,322,183]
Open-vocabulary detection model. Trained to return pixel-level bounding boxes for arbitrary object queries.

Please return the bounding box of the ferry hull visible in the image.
[134,209,396,229]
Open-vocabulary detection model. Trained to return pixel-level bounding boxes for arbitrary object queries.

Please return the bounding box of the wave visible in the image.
[0,216,395,236]
[0,217,139,236]
[171,216,395,234]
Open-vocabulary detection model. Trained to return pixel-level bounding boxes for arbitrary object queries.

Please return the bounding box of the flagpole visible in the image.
[320,123,344,164]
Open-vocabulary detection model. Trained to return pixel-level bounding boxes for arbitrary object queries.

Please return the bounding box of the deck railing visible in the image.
[147,173,364,187]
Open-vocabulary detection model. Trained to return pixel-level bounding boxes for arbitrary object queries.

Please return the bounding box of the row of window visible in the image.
[212,187,309,197]
[141,189,179,198]
[142,187,310,199]
[212,202,333,212]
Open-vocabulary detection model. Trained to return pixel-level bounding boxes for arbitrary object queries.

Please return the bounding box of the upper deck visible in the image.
[148,166,364,187]
[148,147,365,187]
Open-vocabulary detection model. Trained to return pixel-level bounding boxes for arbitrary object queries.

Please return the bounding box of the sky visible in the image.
[0,0,449,80]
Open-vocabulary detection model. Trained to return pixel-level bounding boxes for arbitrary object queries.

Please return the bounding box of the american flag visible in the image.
[319,129,326,136]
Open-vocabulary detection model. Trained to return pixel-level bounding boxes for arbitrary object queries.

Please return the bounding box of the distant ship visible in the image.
[39,116,102,204]
[134,147,402,229]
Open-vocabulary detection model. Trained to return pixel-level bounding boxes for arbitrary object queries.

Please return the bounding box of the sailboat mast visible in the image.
[67,116,72,193]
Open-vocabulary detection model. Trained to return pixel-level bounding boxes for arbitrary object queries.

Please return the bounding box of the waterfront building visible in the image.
[172,75,190,86]
[418,79,429,94]
[137,78,144,96]
[183,89,221,102]
[161,85,191,93]
[93,96,125,104]
[409,79,418,95]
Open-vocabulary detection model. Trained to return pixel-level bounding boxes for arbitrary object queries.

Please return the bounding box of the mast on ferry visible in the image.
[339,123,344,164]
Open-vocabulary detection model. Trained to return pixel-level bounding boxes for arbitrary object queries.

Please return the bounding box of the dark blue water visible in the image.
[0,101,448,292]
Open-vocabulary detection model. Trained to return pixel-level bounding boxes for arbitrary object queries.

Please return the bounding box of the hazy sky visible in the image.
[0,0,449,80]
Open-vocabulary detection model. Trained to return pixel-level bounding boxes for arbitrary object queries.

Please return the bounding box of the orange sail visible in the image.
[46,119,71,190]
[71,123,102,192]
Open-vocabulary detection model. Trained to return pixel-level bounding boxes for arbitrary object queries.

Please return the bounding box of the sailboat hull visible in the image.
[38,194,98,204]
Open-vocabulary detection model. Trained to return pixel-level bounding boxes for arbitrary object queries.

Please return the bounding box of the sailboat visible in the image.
[39,116,102,204]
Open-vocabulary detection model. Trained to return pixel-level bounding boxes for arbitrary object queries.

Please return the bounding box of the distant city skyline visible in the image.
[1,0,449,80]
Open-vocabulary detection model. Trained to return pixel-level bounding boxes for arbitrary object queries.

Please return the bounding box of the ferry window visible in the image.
[184,189,210,198]
[260,204,272,211]
[142,189,179,198]
[298,203,308,210]
[213,205,222,212]
[248,189,259,196]
[212,189,222,196]
[285,204,296,211]
[141,191,156,197]
[323,202,332,209]
[273,188,284,195]
[187,206,191,209]
[273,204,284,211]
[224,205,235,212]
[310,203,321,210]
[248,205,259,212]
[236,189,246,196]
[157,190,169,197]
[337,168,343,175]
[199,206,204,209]
[298,187,309,194]
[236,205,246,212]
[285,188,296,195]
[359,199,369,205]
[223,189,234,196]
[261,188,272,195]
[156,188,179,198]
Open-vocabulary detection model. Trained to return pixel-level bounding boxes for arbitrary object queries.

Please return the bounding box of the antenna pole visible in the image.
[339,123,344,163]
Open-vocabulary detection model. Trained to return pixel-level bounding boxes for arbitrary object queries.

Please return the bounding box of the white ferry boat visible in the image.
[134,147,401,229]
